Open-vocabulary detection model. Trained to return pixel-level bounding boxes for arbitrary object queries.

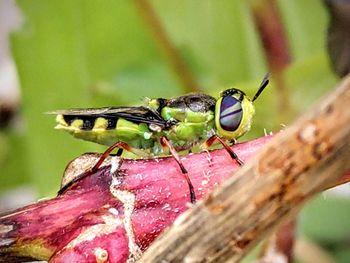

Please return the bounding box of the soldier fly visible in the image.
[51,74,269,203]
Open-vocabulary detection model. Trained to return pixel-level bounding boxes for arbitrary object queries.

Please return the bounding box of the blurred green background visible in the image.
[0,0,349,262]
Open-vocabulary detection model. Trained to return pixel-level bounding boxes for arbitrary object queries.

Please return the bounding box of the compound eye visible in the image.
[219,96,243,131]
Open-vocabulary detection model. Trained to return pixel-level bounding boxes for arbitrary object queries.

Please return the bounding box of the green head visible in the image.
[215,74,269,140]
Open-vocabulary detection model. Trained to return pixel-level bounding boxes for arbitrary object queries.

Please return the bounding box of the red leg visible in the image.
[91,142,130,173]
[203,135,244,166]
[160,137,196,203]
[58,142,129,195]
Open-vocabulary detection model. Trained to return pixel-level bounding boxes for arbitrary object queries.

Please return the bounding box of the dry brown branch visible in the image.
[140,75,350,262]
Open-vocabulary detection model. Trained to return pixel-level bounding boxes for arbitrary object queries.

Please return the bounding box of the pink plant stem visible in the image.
[0,135,349,262]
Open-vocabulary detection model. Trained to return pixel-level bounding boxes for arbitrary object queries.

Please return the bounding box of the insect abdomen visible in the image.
[55,115,153,147]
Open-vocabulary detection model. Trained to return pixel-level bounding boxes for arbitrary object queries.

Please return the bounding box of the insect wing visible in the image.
[48,106,167,127]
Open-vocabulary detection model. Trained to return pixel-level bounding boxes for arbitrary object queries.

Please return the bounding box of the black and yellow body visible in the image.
[54,91,256,155]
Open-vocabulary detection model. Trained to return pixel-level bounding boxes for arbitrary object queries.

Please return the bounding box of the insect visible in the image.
[52,74,269,203]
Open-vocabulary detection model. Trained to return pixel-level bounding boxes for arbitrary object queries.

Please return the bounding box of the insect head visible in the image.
[215,74,269,139]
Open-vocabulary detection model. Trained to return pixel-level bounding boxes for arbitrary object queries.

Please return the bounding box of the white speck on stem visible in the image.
[0,224,13,234]
[108,208,119,216]
[94,247,109,263]
[299,123,317,143]
[162,203,171,211]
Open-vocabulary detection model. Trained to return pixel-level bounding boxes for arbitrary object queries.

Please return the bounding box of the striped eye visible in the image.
[219,96,243,131]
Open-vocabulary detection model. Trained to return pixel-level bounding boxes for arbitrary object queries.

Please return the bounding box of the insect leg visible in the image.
[160,137,196,204]
[58,142,129,195]
[90,142,129,173]
[202,135,244,166]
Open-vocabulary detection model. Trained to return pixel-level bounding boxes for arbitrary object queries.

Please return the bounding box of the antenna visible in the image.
[252,73,270,102]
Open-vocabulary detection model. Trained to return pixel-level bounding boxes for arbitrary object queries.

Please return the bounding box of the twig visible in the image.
[140,75,350,262]
[133,0,201,93]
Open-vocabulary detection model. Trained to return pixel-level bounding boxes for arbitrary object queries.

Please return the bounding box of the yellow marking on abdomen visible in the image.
[93,117,108,131]
[55,114,67,127]
[71,119,83,130]
[55,115,83,132]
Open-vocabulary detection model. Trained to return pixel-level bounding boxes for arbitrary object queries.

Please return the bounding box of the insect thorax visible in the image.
[156,94,217,151]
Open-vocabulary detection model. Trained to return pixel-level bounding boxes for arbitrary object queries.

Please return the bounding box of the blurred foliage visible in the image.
[300,195,350,261]
[0,0,349,262]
